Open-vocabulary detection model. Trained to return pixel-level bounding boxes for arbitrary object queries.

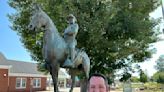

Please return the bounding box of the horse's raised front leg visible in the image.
[51,63,59,92]
[69,73,75,92]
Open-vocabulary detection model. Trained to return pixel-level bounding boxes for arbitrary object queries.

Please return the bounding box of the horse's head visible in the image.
[28,4,48,31]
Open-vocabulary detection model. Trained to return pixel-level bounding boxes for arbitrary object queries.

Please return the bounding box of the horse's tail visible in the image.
[74,48,90,78]
[81,52,90,79]
[74,48,84,60]
[76,48,90,79]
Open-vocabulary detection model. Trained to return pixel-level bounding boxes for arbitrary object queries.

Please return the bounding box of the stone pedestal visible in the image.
[123,80,132,92]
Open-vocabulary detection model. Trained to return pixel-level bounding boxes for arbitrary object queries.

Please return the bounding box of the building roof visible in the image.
[0,52,70,78]
[0,52,45,76]
[10,60,42,74]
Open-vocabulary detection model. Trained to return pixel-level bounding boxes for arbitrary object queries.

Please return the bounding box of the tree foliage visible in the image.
[152,72,164,84]
[119,72,131,82]
[8,0,160,81]
[131,76,140,82]
[139,70,148,83]
[155,55,164,72]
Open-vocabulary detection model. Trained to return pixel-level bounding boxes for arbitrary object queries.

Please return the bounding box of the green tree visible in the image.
[152,72,164,84]
[131,76,140,82]
[155,55,164,72]
[140,70,148,83]
[8,0,160,81]
[153,55,164,84]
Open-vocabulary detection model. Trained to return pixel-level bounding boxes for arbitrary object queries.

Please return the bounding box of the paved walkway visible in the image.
[36,87,122,92]
[36,87,79,92]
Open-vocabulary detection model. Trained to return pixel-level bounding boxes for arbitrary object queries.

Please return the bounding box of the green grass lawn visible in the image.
[116,82,164,92]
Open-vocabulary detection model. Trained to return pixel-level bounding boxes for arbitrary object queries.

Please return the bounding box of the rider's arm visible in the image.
[65,24,79,36]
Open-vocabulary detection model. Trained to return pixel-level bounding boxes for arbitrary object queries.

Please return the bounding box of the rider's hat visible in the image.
[67,14,77,22]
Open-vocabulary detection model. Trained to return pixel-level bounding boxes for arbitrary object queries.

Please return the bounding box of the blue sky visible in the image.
[0,0,33,62]
[0,0,164,76]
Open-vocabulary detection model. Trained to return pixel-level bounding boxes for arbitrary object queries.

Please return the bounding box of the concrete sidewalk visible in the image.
[36,87,122,92]
[36,87,80,92]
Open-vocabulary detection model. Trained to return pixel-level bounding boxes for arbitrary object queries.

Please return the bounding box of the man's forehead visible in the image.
[89,76,105,83]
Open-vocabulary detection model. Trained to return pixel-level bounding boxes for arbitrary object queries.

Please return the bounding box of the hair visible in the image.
[88,73,109,91]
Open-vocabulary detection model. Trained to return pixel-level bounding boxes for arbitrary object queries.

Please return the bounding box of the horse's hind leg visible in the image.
[45,59,52,75]
[69,73,75,92]
[51,63,59,92]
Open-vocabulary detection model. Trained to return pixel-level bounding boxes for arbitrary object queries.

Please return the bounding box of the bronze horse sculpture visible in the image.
[28,4,90,92]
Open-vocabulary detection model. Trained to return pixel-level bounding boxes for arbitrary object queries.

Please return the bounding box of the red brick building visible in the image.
[0,53,47,92]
